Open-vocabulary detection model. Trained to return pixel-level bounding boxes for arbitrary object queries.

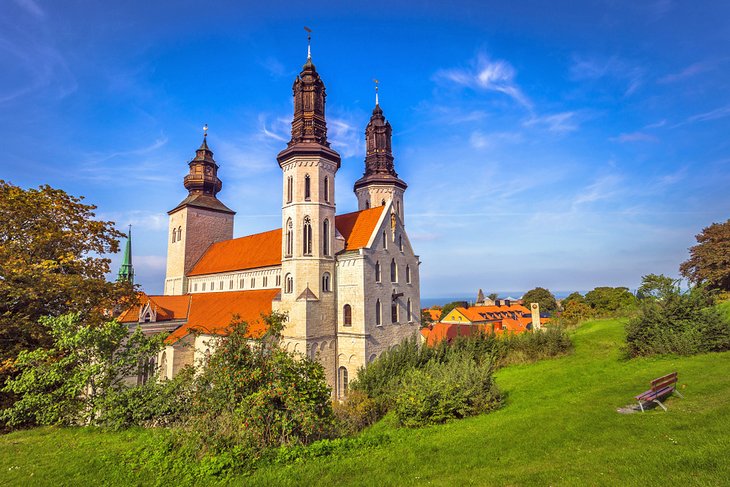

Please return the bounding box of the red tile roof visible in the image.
[423,309,442,322]
[187,206,385,277]
[164,289,280,344]
[118,293,191,323]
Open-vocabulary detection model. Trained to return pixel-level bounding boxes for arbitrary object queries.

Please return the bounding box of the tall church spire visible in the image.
[287,31,329,148]
[118,225,134,284]
[355,96,406,190]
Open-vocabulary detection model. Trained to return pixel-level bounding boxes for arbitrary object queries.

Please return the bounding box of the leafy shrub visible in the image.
[625,284,730,357]
[393,353,501,427]
[585,286,637,317]
[495,326,573,367]
[332,390,380,436]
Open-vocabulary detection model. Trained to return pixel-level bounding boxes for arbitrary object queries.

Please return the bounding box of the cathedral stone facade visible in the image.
[121,49,421,397]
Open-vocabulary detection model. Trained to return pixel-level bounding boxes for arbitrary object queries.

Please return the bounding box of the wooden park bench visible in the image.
[635,372,683,412]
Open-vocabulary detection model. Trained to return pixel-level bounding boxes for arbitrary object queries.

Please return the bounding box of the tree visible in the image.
[560,300,593,324]
[488,293,499,302]
[680,219,730,292]
[0,181,132,409]
[521,287,558,313]
[636,274,680,300]
[439,301,468,321]
[1,313,163,427]
[584,287,636,315]
[562,292,586,308]
[421,309,435,327]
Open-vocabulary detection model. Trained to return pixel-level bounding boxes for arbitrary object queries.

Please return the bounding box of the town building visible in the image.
[120,45,421,397]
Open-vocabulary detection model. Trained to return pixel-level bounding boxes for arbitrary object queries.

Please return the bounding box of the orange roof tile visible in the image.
[118,293,191,323]
[188,229,281,276]
[424,309,441,321]
[335,206,385,251]
[187,206,385,277]
[165,289,279,344]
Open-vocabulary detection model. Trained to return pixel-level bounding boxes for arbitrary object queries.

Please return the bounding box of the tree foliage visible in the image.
[625,281,730,357]
[1,313,164,427]
[521,287,558,313]
[439,301,468,320]
[680,219,730,292]
[562,292,586,307]
[636,274,680,300]
[584,286,636,315]
[0,181,133,409]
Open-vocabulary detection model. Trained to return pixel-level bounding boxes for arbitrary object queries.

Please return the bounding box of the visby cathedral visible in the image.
[121,45,421,397]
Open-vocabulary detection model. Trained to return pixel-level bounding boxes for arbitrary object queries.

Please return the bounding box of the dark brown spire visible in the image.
[170,130,234,215]
[288,59,329,147]
[354,102,406,191]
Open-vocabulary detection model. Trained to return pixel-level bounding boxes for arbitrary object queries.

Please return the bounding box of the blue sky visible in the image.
[2,0,729,298]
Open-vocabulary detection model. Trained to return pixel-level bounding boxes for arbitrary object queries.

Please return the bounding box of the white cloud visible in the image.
[611,132,659,143]
[435,53,532,109]
[572,174,623,207]
[469,130,522,149]
[570,56,644,96]
[12,0,44,18]
[524,111,579,134]
[658,60,715,84]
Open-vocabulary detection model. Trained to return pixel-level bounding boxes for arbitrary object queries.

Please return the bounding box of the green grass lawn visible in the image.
[2,318,729,486]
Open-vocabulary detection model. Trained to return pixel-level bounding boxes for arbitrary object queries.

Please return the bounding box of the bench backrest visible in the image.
[650,372,678,392]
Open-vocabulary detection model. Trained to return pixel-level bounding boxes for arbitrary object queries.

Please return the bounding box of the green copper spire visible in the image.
[118,225,134,284]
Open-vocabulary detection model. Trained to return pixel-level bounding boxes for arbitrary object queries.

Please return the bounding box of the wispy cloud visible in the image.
[572,174,623,207]
[435,53,532,109]
[658,60,715,84]
[12,0,44,18]
[524,111,579,134]
[644,119,666,129]
[259,56,286,77]
[611,131,659,143]
[469,130,522,149]
[570,56,644,96]
[686,105,730,124]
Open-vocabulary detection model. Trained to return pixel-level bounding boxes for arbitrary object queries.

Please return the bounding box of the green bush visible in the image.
[332,390,381,436]
[625,284,730,357]
[394,353,501,427]
[496,326,573,367]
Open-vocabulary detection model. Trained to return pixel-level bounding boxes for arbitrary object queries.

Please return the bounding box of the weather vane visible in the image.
[203,123,208,138]
[374,79,379,105]
[304,26,312,59]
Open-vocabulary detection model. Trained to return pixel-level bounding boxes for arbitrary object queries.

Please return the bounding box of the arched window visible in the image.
[399,235,403,252]
[343,304,352,326]
[365,200,370,209]
[285,273,293,294]
[178,226,182,241]
[323,219,330,256]
[381,199,386,206]
[338,366,348,398]
[324,176,330,203]
[375,261,381,282]
[286,218,293,257]
[390,259,397,283]
[406,265,411,284]
[171,229,176,243]
[304,174,311,200]
[322,272,331,292]
[382,230,387,249]
[303,216,312,255]
[202,282,206,291]
[375,299,381,326]
[391,299,398,323]
[287,176,293,203]
[407,298,412,322]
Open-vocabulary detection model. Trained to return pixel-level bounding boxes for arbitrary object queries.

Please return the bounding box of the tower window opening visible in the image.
[303,216,312,255]
[381,199,386,206]
[406,264,411,284]
[323,219,330,256]
[229,279,233,290]
[343,304,352,326]
[365,200,370,209]
[304,174,311,200]
[407,298,412,322]
[375,260,381,282]
[324,176,330,203]
[322,272,331,292]
[286,219,293,257]
[338,366,348,399]
[390,259,397,283]
[263,276,268,287]
[287,176,293,203]
[171,230,176,243]
[391,299,398,323]
[375,299,381,326]
[399,235,403,252]
[285,274,293,294]
[251,277,255,288]
[178,226,182,241]
[382,231,387,249]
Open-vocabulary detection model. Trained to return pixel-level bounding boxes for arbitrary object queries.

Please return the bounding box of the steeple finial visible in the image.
[374,79,379,106]
[203,123,208,138]
[304,26,312,60]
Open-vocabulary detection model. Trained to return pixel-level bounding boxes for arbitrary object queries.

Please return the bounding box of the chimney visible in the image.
[530,302,541,330]
[505,299,511,307]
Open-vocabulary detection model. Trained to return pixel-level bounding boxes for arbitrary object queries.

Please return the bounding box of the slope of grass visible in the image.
[1,319,729,486]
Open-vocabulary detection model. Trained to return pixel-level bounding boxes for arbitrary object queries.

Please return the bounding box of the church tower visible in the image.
[164,129,235,295]
[354,88,408,223]
[275,41,340,380]
[117,225,134,284]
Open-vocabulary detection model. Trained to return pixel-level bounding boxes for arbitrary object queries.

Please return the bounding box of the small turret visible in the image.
[117,225,134,284]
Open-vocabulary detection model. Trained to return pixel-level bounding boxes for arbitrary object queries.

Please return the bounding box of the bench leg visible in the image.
[653,399,667,412]
[638,402,644,412]
[673,389,684,399]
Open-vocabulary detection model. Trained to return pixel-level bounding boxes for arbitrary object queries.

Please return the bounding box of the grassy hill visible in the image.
[2,318,729,485]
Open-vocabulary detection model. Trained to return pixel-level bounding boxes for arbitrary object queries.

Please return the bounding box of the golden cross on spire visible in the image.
[374,79,379,105]
[304,26,312,59]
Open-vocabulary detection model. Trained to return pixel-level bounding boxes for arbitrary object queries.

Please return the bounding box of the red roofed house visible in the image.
[121,48,421,398]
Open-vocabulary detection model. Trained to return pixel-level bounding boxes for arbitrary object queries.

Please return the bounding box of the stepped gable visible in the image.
[187,206,386,276]
[165,289,280,344]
